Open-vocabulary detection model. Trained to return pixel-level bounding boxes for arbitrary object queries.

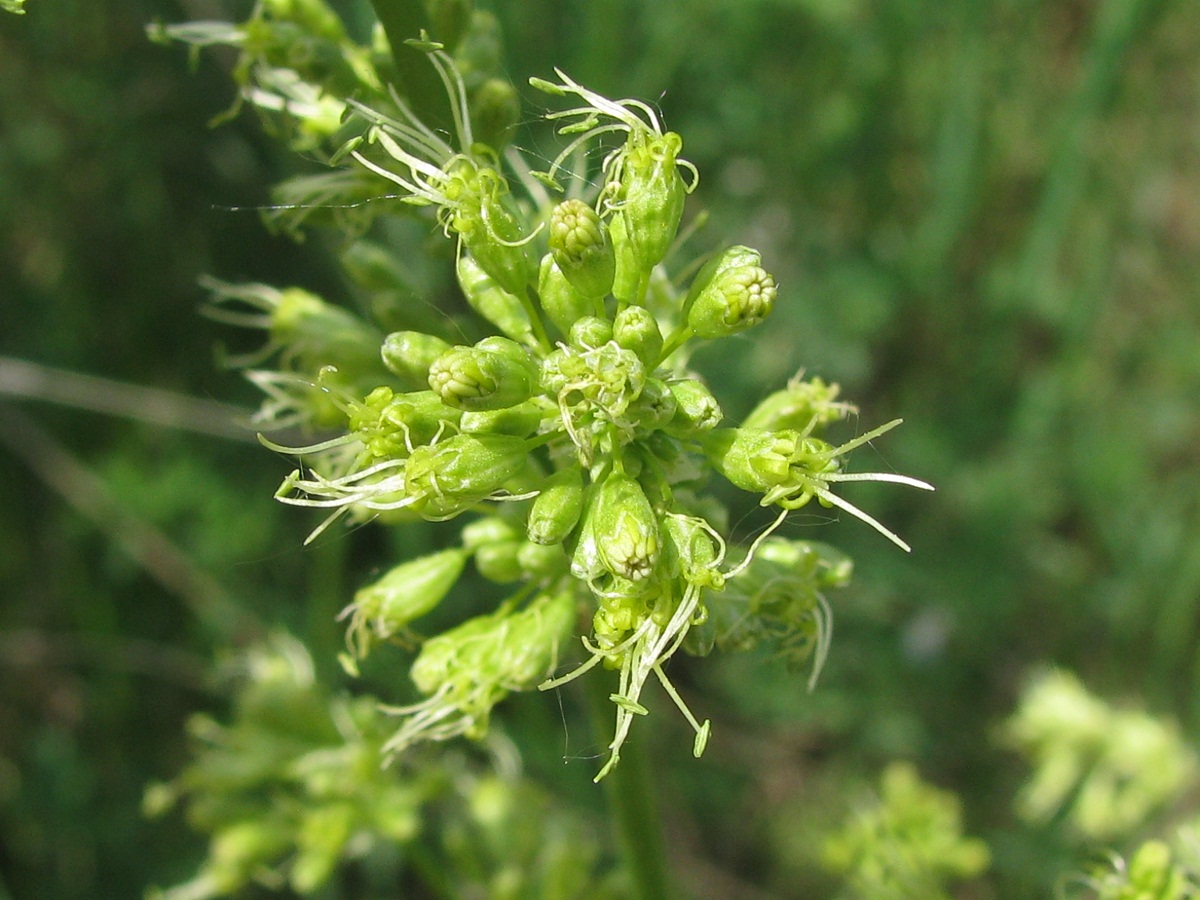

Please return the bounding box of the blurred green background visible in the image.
[3,0,1199,897]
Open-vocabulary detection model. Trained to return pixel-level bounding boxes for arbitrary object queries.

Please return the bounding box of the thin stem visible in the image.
[584,671,673,900]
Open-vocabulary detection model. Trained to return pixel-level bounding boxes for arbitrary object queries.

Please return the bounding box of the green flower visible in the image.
[340,548,468,669]
[385,590,576,754]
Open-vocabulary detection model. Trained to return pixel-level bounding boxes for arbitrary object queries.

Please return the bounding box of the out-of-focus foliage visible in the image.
[1006,669,1197,842]
[1067,839,1200,900]
[4,0,1200,897]
[144,636,619,900]
[821,761,989,899]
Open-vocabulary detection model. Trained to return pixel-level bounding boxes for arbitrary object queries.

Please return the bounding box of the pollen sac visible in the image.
[618,131,688,272]
[594,472,660,582]
[538,253,594,337]
[428,339,536,411]
[456,253,536,346]
[685,246,777,339]
[381,330,452,386]
[527,466,585,545]
[548,199,616,300]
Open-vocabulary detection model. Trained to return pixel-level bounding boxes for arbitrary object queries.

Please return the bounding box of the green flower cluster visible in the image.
[146,638,618,899]
[821,762,990,900]
[191,30,931,778]
[1069,840,1199,900]
[1006,670,1197,841]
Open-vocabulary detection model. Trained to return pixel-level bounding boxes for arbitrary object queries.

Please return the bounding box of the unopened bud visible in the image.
[685,246,776,339]
[460,398,546,438]
[663,379,723,436]
[428,342,535,411]
[549,199,616,300]
[381,331,452,386]
[527,466,584,545]
[537,253,593,337]
[568,315,613,350]
[470,77,521,150]
[594,472,660,581]
[612,304,663,367]
[456,253,535,346]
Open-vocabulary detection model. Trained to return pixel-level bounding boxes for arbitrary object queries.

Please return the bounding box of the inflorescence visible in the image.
[207,39,932,780]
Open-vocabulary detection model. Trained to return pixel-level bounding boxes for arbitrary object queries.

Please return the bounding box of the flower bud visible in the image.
[663,379,723,436]
[594,472,660,582]
[607,211,644,305]
[402,590,575,743]
[459,398,546,438]
[342,548,467,660]
[618,131,687,271]
[428,342,535,411]
[612,304,663,367]
[456,253,536,346]
[474,540,524,583]
[404,433,534,518]
[700,427,799,493]
[517,540,568,582]
[741,376,854,434]
[568,315,613,350]
[685,246,777,339]
[548,199,616,300]
[381,331,452,386]
[447,166,536,297]
[470,77,521,150]
[460,515,519,550]
[527,466,584,545]
[538,253,593,337]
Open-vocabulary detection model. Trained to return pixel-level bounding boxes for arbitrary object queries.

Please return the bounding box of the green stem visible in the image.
[585,671,672,900]
[520,284,554,352]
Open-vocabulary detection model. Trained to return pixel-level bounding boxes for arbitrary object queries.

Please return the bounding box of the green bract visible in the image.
[232,50,933,779]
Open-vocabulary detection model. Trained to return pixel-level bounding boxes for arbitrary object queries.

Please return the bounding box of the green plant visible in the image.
[146,0,934,894]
